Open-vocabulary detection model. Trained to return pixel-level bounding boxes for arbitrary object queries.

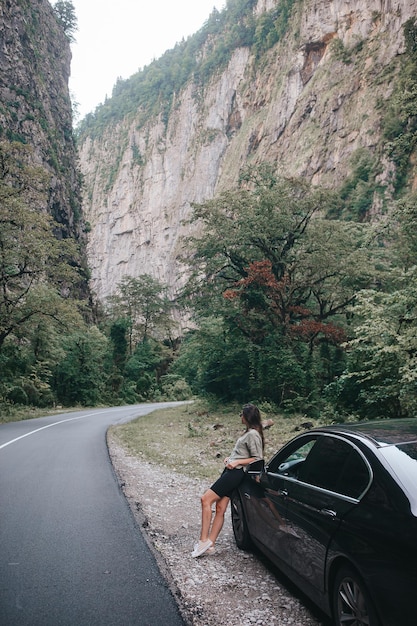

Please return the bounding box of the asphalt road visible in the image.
[0,404,187,626]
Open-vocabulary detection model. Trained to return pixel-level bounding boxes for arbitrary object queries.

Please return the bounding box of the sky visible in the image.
[68,1,226,121]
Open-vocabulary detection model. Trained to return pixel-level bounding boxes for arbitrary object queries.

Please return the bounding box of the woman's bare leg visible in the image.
[209,496,229,545]
[200,488,220,541]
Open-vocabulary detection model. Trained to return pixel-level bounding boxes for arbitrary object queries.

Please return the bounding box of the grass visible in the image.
[109,400,321,482]
[0,404,81,423]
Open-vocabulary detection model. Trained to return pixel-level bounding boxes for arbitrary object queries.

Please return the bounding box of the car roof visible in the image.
[310,418,417,448]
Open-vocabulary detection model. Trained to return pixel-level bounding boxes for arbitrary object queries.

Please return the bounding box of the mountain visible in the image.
[77,0,417,303]
[0,0,84,245]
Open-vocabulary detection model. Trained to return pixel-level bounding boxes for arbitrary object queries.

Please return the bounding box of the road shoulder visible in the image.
[108,434,325,626]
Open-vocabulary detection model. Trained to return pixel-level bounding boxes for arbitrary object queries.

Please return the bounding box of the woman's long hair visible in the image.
[242,404,264,450]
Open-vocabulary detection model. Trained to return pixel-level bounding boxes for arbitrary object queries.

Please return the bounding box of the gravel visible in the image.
[108,436,328,626]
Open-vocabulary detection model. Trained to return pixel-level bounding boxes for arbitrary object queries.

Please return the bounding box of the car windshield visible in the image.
[379,442,417,511]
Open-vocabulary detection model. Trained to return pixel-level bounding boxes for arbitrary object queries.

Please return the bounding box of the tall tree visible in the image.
[53,1,78,42]
[107,274,175,353]
[183,165,380,342]
[179,165,385,407]
[0,141,81,351]
[53,326,108,406]
[333,193,417,418]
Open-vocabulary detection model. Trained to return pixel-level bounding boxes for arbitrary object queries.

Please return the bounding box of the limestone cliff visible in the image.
[0,0,83,241]
[78,0,417,303]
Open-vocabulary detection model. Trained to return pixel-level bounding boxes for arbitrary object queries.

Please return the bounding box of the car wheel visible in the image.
[230,491,252,550]
[332,565,380,626]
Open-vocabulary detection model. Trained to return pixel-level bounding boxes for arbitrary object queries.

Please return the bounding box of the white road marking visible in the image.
[0,411,109,450]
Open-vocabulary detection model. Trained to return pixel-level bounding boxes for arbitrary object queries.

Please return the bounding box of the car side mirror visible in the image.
[246,459,265,475]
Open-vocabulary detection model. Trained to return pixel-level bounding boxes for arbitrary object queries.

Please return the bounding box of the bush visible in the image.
[159,375,193,400]
[7,386,28,405]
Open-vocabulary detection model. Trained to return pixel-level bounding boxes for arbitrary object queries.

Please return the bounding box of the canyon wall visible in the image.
[0,0,83,241]
[79,0,417,303]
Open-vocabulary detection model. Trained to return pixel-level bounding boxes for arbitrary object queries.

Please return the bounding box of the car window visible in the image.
[337,447,371,498]
[298,435,370,498]
[268,437,316,475]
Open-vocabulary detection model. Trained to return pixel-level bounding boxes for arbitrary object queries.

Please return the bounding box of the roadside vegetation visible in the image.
[109,400,320,482]
[1,152,417,423]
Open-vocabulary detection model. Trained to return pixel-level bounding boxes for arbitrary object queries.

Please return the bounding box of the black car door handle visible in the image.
[320,508,337,518]
[266,488,288,497]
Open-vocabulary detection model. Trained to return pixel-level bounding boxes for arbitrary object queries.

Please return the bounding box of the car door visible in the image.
[239,464,291,565]
[241,436,317,569]
[283,435,371,593]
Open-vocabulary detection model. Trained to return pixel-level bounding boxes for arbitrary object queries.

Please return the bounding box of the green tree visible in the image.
[331,287,416,419]
[53,1,78,43]
[53,326,108,406]
[109,318,129,371]
[107,275,175,352]
[179,165,383,408]
[332,194,417,418]
[171,316,251,399]
[0,141,81,351]
[184,165,379,335]
[123,339,170,400]
[103,275,180,403]
[0,286,85,408]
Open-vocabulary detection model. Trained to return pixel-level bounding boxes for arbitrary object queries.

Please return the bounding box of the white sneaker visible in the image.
[191,539,213,557]
[194,544,215,556]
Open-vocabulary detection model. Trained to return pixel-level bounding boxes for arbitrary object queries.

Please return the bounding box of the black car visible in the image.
[231,419,417,626]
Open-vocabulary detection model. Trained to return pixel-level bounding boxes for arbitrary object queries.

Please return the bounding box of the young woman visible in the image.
[192,403,264,557]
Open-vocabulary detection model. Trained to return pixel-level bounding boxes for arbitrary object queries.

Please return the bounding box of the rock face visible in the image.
[0,0,82,241]
[79,0,417,303]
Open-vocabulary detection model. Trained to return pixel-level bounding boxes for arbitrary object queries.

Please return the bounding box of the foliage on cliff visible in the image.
[53,0,77,42]
[382,17,417,194]
[77,0,297,138]
[0,0,84,240]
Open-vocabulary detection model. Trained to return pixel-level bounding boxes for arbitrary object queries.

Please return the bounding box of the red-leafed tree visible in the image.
[224,259,346,350]
[179,165,385,409]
